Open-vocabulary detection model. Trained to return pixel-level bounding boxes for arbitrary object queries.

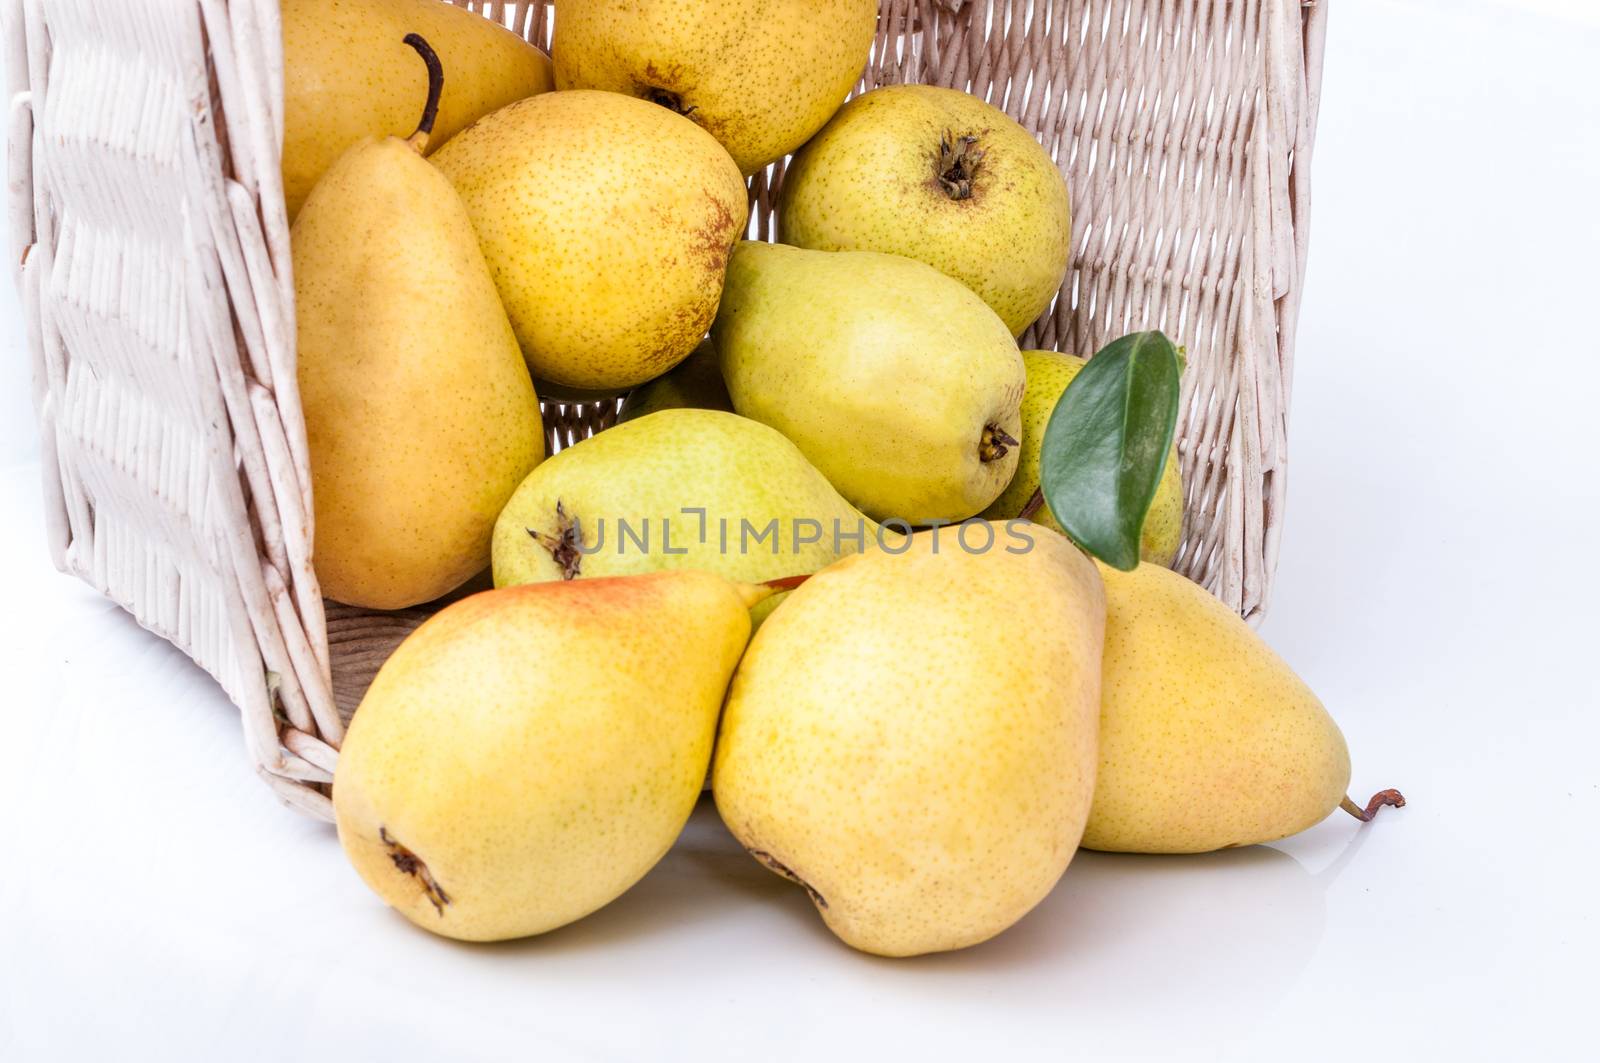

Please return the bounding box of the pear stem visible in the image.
[1019,486,1046,522]
[402,33,444,154]
[762,573,812,593]
[1340,788,1407,823]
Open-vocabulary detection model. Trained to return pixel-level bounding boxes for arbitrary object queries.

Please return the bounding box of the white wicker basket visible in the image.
[2,0,1327,819]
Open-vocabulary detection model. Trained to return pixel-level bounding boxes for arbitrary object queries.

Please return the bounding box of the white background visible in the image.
[3,0,1598,1059]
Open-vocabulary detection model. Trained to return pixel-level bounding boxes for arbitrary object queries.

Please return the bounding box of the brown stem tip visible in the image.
[1341,788,1407,823]
[402,33,445,153]
[979,423,1020,463]
[1019,486,1046,522]
[937,130,986,200]
[762,573,812,592]
[379,826,451,915]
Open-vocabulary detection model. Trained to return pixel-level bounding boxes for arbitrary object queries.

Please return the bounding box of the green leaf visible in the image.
[1038,331,1182,571]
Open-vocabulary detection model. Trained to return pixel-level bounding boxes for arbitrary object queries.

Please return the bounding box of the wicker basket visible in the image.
[2,0,1326,819]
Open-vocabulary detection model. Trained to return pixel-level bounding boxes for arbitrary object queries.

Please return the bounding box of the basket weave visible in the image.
[3,0,1327,819]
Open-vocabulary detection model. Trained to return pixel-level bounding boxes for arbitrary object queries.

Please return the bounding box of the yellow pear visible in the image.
[715,241,1025,524]
[1086,562,1403,853]
[281,0,553,219]
[492,410,875,626]
[334,570,765,942]
[550,0,879,175]
[714,525,1105,957]
[295,37,542,609]
[432,90,748,393]
[983,350,1184,566]
[779,84,1072,335]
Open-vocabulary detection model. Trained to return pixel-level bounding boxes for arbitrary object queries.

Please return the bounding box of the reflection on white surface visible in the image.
[0,561,1428,1063]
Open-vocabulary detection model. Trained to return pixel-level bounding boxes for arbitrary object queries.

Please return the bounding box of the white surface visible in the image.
[4,1,1599,1059]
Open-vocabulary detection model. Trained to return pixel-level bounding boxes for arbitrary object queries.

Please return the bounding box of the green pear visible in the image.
[551,0,879,175]
[1085,562,1402,853]
[714,525,1106,957]
[779,84,1072,336]
[984,350,1184,566]
[294,37,542,610]
[714,242,1025,524]
[617,341,732,423]
[493,409,875,625]
[282,0,553,220]
[431,90,747,394]
[334,570,767,941]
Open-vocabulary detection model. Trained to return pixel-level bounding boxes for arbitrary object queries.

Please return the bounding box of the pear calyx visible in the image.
[936,131,986,200]
[750,849,828,910]
[1340,788,1407,823]
[379,827,451,915]
[979,423,1020,463]
[526,500,585,580]
[642,85,697,119]
[400,34,445,155]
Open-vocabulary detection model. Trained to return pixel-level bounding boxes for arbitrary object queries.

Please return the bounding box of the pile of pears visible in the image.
[285,1,1401,957]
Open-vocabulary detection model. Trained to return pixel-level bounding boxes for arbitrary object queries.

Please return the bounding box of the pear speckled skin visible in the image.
[1084,562,1353,853]
[779,84,1072,336]
[492,410,873,625]
[714,242,1026,524]
[281,0,553,219]
[334,571,757,942]
[714,527,1106,957]
[431,90,748,392]
[551,0,879,175]
[983,351,1184,566]
[294,131,542,610]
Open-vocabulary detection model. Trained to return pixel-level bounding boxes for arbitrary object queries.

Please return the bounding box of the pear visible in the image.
[551,0,879,176]
[1085,562,1403,853]
[984,350,1184,566]
[431,90,748,394]
[295,36,542,610]
[281,0,553,220]
[617,340,732,423]
[334,570,765,941]
[714,242,1025,524]
[713,525,1106,957]
[492,409,875,625]
[779,84,1072,336]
